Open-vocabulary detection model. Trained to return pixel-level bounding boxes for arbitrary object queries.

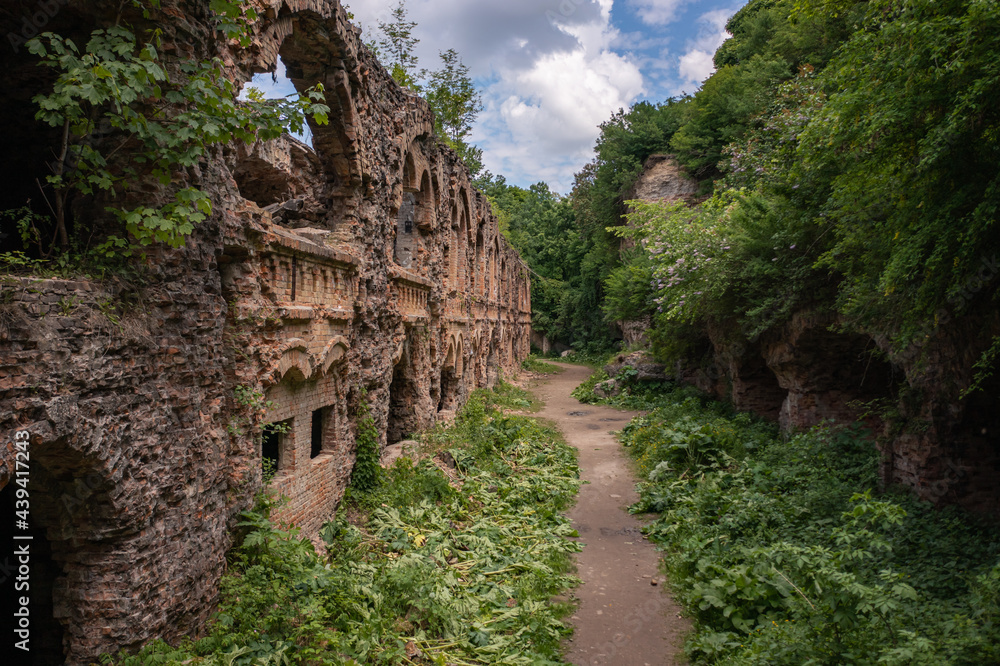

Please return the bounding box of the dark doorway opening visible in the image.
[388,361,420,445]
[438,367,458,412]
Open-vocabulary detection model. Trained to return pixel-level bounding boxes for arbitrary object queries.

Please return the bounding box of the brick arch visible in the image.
[319,336,350,375]
[276,348,313,383]
[395,142,434,270]
[258,9,362,210]
[444,332,465,376]
[403,150,419,192]
[417,169,434,231]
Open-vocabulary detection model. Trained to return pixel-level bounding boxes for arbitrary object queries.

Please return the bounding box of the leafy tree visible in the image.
[426,49,482,146]
[376,1,420,90]
[374,3,484,176]
[602,247,656,324]
[670,56,790,180]
[581,100,691,228]
[16,1,329,261]
[426,48,484,176]
[533,99,691,351]
[582,0,999,389]
[799,0,1000,353]
[486,181,586,344]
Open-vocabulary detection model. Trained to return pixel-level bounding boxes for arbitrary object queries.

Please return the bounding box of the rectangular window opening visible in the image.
[262,419,292,479]
[311,409,324,459]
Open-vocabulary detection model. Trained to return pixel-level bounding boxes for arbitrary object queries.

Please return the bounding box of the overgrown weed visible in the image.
[607,384,1000,665]
[102,383,582,665]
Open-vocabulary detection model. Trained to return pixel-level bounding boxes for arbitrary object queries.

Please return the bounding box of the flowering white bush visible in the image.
[622,194,738,325]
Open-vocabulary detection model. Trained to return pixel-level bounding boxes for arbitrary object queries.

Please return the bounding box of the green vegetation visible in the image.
[479,180,589,347]
[373,1,485,175]
[593,382,1000,665]
[502,0,998,385]
[521,355,563,375]
[481,101,674,351]
[101,385,581,665]
[3,0,328,269]
[623,0,1000,375]
[350,395,383,493]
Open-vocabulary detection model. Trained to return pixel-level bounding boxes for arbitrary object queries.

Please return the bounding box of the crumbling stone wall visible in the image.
[666,312,998,518]
[0,1,531,663]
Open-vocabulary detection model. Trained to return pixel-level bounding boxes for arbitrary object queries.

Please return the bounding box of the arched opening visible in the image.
[764,326,897,431]
[417,171,433,230]
[0,435,140,665]
[394,191,417,267]
[395,155,432,271]
[241,57,314,146]
[388,342,421,444]
[274,13,363,226]
[471,335,484,387]
[729,349,786,421]
[438,335,463,413]
[438,366,459,412]
[0,9,96,256]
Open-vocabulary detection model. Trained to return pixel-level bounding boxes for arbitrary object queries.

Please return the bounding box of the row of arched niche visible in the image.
[392,145,529,311]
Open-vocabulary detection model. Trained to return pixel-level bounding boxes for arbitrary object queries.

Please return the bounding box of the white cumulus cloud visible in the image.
[349,0,646,192]
[674,7,734,91]
[320,1,749,189]
[627,0,690,26]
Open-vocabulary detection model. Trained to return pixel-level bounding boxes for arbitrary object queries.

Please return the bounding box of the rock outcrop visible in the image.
[630,154,700,204]
[616,155,999,520]
[669,313,998,518]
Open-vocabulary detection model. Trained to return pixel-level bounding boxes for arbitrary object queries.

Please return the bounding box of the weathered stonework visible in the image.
[0,1,530,663]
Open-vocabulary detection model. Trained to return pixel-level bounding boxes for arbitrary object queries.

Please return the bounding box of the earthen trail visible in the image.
[531,362,690,665]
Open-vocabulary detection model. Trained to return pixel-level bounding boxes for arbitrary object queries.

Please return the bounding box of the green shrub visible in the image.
[350,396,382,493]
[619,387,1000,665]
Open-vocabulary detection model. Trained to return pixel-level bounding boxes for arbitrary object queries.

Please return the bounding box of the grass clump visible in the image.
[102,384,581,666]
[521,354,564,374]
[615,386,1000,665]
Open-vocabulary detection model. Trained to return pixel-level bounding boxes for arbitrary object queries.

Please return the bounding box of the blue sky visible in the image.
[250,0,747,194]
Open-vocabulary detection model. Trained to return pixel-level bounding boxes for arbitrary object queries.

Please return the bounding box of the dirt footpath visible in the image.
[531,362,689,665]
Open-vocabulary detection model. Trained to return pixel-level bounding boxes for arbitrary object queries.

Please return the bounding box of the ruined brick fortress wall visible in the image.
[0,1,530,663]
